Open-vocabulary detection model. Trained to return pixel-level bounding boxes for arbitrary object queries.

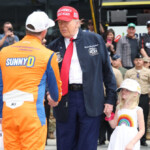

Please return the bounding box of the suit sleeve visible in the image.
[0,52,3,118]
[46,53,62,102]
[99,36,117,105]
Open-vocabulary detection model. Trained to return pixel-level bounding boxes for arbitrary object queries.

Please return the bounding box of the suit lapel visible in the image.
[58,36,66,58]
[75,29,87,73]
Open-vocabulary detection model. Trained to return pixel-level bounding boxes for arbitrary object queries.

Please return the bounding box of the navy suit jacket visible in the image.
[48,29,117,122]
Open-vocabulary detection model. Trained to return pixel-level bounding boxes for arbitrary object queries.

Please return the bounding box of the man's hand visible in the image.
[0,118,2,124]
[103,104,113,117]
[5,31,13,37]
[79,18,85,25]
[47,93,58,107]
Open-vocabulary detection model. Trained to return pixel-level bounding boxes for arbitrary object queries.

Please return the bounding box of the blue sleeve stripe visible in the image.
[46,53,59,102]
[0,67,3,118]
[36,72,46,126]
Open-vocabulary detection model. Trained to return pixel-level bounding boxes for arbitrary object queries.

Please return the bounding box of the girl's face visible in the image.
[121,88,131,100]
[107,32,114,41]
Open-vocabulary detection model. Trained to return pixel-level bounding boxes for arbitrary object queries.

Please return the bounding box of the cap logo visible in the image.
[58,8,72,13]
[56,7,79,21]
[58,12,71,17]
[137,86,141,92]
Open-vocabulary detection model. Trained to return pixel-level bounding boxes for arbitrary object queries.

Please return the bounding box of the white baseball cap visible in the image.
[117,78,141,94]
[26,11,55,32]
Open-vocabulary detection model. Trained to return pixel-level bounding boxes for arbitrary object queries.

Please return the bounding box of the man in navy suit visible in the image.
[47,6,117,150]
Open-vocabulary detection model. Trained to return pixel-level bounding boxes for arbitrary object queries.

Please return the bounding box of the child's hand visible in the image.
[125,142,134,150]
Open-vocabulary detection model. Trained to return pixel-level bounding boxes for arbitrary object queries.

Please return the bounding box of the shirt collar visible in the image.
[64,30,79,42]
[134,67,144,72]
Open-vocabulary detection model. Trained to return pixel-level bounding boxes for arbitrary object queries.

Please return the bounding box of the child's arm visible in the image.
[125,108,145,150]
[104,109,118,129]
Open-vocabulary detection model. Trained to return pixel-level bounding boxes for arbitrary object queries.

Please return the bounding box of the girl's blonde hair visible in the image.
[117,90,140,110]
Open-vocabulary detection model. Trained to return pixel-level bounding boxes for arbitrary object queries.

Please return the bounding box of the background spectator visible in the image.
[112,67,123,88]
[105,29,116,57]
[112,54,127,78]
[116,23,139,69]
[140,20,150,57]
[0,22,19,50]
[143,57,150,68]
[87,19,94,32]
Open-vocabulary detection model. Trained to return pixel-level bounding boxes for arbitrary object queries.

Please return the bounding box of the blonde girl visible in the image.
[104,78,145,150]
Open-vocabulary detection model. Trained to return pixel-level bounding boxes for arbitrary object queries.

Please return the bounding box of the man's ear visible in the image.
[76,20,80,28]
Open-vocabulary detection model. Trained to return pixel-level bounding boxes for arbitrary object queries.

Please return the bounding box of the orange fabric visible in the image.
[0,35,62,102]
[2,103,47,150]
[0,35,62,149]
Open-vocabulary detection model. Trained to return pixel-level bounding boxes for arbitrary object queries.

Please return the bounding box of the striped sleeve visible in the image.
[0,52,3,118]
[46,53,62,102]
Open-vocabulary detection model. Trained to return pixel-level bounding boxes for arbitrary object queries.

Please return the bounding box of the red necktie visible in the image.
[60,38,74,96]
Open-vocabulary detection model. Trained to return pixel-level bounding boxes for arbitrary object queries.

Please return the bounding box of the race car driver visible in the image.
[0,11,62,150]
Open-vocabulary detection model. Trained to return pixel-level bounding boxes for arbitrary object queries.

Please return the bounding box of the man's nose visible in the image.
[60,22,66,27]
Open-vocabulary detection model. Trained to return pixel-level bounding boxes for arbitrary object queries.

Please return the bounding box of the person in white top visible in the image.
[104,79,145,150]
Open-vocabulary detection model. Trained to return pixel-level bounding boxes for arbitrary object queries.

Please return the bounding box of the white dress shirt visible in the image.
[64,31,83,84]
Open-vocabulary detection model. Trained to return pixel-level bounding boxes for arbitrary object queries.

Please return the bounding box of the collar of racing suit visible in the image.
[23,35,42,43]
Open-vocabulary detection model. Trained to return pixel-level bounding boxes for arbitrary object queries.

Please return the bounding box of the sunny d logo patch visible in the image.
[6,56,35,68]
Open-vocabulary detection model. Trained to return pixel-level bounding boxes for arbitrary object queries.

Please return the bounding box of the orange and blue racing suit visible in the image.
[0,35,62,150]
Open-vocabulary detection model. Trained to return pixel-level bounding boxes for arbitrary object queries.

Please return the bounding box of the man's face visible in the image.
[134,58,143,67]
[3,23,13,33]
[143,61,150,68]
[58,20,79,38]
[147,25,150,34]
[112,59,121,68]
[88,23,94,32]
[127,27,135,38]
